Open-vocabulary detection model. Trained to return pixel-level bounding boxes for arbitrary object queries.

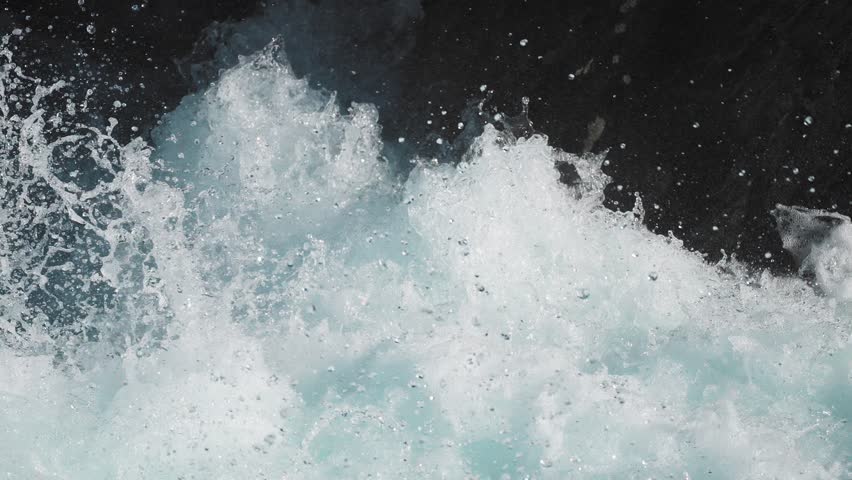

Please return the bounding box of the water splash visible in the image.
[0,37,850,479]
[772,204,852,299]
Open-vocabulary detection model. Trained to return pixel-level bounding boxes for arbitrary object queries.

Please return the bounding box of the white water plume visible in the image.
[0,35,849,479]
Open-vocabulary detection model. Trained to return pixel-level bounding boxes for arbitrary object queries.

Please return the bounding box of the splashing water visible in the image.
[0,36,850,479]
[771,205,852,300]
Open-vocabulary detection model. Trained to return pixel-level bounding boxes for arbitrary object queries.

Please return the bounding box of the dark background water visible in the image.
[2,0,850,274]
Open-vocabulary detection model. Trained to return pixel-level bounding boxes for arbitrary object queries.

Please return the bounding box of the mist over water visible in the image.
[0,16,850,480]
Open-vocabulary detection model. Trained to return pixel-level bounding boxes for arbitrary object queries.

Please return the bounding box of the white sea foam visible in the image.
[0,37,850,479]
[772,204,852,300]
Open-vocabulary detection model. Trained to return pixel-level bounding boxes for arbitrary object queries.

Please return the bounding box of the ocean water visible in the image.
[0,28,850,480]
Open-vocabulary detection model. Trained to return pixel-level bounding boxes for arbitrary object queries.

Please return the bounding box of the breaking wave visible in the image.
[0,31,850,479]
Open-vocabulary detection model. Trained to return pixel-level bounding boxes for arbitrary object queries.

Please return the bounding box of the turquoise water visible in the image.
[0,32,850,479]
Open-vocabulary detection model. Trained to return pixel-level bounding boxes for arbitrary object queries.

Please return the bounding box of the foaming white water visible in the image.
[772,205,852,300]
[1,39,850,479]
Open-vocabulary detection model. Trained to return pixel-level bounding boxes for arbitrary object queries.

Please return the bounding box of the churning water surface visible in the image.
[0,15,850,480]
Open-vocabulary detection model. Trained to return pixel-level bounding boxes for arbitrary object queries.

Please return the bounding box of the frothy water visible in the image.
[1,34,850,479]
